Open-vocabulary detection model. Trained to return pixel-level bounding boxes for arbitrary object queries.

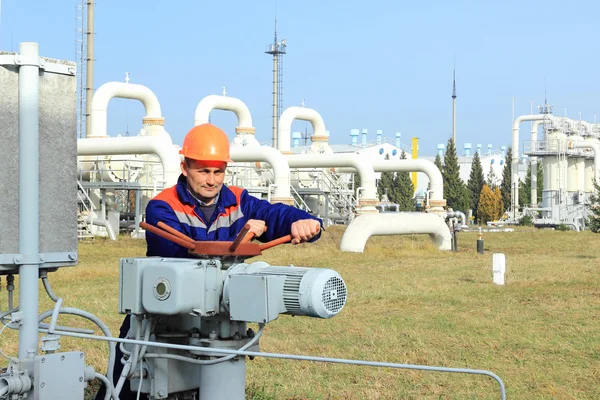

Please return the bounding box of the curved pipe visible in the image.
[512,114,558,209]
[447,210,467,228]
[285,154,378,202]
[90,82,163,138]
[83,216,117,241]
[573,141,600,184]
[336,159,445,210]
[194,95,255,134]
[77,135,181,187]
[230,147,292,202]
[278,107,326,152]
[340,213,452,252]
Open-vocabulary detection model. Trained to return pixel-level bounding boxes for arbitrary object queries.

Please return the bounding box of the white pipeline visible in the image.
[573,141,600,184]
[340,213,452,252]
[278,107,326,152]
[336,159,446,210]
[512,114,557,209]
[77,136,181,187]
[83,216,116,241]
[230,147,292,202]
[285,154,378,203]
[90,82,163,138]
[194,95,255,134]
[530,120,544,206]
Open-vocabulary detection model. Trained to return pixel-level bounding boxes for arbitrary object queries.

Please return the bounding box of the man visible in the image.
[97,123,321,400]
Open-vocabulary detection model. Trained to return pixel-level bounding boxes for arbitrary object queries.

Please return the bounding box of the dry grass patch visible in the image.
[1,227,599,399]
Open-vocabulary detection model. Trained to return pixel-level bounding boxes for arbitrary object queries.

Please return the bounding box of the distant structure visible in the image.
[452,68,457,144]
[75,0,94,138]
[265,19,286,148]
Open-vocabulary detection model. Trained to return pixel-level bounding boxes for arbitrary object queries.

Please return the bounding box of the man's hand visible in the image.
[291,219,321,244]
[246,219,267,238]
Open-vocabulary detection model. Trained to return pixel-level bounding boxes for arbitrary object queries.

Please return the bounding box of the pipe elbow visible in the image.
[194,95,253,129]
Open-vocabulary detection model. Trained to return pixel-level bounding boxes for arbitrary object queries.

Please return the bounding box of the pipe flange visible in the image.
[310,135,329,142]
[270,197,295,205]
[142,117,165,126]
[281,151,294,155]
[358,198,380,207]
[429,199,447,208]
[235,127,256,134]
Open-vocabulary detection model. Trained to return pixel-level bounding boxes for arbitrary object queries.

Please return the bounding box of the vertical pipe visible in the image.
[85,0,94,137]
[18,42,41,358]
[272,55,278,148]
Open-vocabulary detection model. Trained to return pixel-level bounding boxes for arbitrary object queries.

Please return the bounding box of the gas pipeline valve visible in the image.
[119,258,347,322]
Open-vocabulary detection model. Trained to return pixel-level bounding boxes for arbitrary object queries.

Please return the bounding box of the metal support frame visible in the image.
[0,54,76,76]
[48,329,506,400]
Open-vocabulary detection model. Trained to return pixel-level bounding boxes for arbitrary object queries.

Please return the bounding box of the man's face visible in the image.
[181,159,227,204]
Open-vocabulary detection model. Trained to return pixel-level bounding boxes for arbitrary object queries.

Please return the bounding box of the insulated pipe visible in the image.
[447,211,467,228]
[285,154,378,209]
[77,135,181,187]
[336,159,446,211]
[194,95,255,134]
[89,82,163,138]
[340,213,452,252]
[530,120,544,206]
[512,114,557,210]
[230,147,293,204]
[278,107,326,153]
[83,216,117,241]
[572,141,600,185]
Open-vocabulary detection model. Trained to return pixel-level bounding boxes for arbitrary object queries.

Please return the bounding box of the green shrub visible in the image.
[556,224,571,231]
[519,215,533,226]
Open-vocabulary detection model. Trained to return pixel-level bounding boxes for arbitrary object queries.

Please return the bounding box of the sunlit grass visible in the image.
[1,226,599,399]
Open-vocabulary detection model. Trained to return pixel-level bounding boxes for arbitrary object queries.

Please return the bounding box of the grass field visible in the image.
[1,226,599,399]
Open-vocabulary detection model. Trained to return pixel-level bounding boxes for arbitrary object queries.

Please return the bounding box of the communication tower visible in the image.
[265,19,286,148]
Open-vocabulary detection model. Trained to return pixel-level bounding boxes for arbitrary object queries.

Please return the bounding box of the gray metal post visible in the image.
[135,189,142,234]
[199,358,246,400]
[17,42,41,358]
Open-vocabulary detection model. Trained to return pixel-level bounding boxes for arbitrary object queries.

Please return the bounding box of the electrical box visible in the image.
[0,51,77,271]
[32,352,85,400]
[227,274,286,323]
[120,257,222,316]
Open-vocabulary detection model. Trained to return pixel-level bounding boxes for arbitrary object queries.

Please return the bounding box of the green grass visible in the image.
[1,226,599,399]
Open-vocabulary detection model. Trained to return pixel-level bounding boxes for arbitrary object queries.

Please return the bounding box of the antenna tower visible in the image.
[265,19,286,148]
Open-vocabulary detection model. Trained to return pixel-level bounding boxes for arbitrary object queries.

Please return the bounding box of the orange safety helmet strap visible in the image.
[179,123,233,162]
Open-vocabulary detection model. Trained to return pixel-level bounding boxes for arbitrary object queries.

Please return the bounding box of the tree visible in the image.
[536,161,543,205]
[478,184,503,223]
[466,151,485,219]
[442,138,470,212]
[521,162,532,206]
[353,173,361,194]
[500,147,512,212]
[587,180,600,233]
[393,151,415,211]
[494,187,505,219]
[434,153,443,171]
[377,154,395,201]
[486,165,499,189]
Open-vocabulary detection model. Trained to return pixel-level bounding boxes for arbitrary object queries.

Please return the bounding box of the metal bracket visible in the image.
[0,252,78,270]
[0,54,76,76]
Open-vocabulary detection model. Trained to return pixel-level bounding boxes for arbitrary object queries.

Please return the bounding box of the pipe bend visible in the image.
[340,213,452,252]
[230,146,291,199]
[194,95,253,129]
[90,82,162,138]
[278,107,326,152]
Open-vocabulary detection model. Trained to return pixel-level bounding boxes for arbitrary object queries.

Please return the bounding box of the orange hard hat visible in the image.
[179,123,232,162]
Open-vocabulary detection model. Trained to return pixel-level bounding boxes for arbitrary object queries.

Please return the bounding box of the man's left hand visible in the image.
[291,219,321,244]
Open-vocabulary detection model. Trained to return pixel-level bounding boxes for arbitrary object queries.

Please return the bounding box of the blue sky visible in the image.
[1,0,599,156]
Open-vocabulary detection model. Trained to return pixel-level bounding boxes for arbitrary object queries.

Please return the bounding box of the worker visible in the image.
[96,123,322,400]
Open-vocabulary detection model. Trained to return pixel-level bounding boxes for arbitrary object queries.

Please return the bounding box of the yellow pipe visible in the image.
[411,137,418,191]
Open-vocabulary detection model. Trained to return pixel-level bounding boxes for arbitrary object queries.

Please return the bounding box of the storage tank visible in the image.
[566,133,582,193]
[541,129,567,217]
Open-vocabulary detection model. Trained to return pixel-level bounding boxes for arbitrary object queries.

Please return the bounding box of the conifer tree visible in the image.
[536,162,543,204]
[500,147,513,212]
[442,138,470,212]
[393,151,415,211]
[521,162,532,206]
[377,154,395,201]
[434,153,443,171]
[466,151,485,218]
[486,165,499,189]
[587,181,600,233]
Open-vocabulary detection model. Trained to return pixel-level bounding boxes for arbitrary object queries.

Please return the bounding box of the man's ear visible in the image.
[180,161,188,177]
